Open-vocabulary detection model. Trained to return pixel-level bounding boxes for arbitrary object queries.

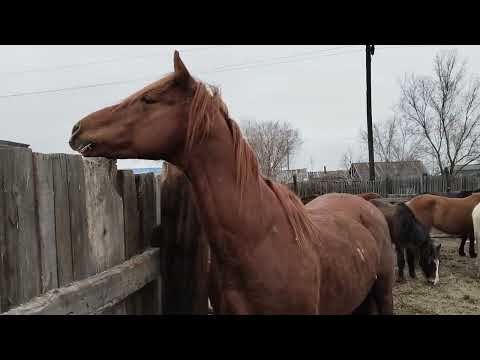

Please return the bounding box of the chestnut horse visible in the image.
[422,191,478,258]
[406,193,480,259]
[69,51,394,314]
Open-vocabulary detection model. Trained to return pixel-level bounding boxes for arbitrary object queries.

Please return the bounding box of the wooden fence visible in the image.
[289,174,480,203]
[0,146,164,315]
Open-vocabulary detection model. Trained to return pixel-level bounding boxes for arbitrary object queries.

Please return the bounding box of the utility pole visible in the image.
[366,44,375,181]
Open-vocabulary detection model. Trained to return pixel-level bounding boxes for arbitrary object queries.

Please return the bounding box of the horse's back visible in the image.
[408,193,479,234]
[307,193,391,250]
[306,193,394,313]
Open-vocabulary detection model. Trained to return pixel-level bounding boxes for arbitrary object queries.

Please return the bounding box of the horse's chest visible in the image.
[220,234,319,313]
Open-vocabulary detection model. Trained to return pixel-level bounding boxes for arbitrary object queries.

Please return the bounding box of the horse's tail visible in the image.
[472,203,480,277]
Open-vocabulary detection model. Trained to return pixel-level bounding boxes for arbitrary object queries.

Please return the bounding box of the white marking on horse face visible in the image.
[434,259,440,285]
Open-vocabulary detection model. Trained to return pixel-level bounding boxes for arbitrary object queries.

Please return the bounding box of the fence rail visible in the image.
[2,248,160,315]
[288,174,480,202]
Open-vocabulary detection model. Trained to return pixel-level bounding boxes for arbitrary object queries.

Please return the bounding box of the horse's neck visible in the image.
[185,133,285,259]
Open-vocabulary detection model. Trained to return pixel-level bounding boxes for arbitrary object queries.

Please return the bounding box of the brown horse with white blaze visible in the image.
[69,51,395,314]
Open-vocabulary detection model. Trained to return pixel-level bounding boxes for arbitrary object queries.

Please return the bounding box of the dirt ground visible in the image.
[393,237,480,315]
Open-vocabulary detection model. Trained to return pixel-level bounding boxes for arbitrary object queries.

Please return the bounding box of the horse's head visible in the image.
[418,239,441,285]
[69,51,197,166]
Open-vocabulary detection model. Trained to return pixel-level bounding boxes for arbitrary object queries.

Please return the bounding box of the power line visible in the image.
[0,45,442,99]
[210,45,354,71]
[0,45,228,76]
[0,46,361,99]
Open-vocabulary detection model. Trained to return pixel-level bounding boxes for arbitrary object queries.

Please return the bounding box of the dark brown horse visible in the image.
[369,199,441,285]
[407,193,480,259]
[422,191,478,258]
[69,51,395,314]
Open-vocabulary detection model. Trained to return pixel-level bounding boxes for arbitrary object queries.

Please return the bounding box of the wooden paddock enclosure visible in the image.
[2,144,478,315]
[0,146,166,315]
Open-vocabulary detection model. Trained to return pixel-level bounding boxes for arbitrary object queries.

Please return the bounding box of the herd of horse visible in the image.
[68,50,480,314]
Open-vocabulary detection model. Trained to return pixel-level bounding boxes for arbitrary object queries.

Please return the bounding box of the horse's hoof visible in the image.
[470,252,478,258]
[396,277,406,284]
[459,251,466,257]
[409,273,416,279]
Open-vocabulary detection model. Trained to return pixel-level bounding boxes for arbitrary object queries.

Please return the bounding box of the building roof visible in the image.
[277,168,308,183]
[454,163,480,172]
[308,170,348,180]
[351,160,428,180]
[0,140,30,148]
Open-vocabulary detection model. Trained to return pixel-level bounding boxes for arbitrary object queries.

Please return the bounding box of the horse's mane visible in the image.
[186,80,317,250]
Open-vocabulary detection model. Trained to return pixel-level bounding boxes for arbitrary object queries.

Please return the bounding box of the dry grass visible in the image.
[393,237,480,315]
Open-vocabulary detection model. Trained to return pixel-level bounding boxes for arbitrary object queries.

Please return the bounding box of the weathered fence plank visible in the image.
[66,155,92,280]
[51,154,74,286]
[0,147,42,311]
[83,158,126,315]
[2,248,160,315]
[117,170,143,314]
[0,151,7,312]
[32,153,59,293]
[135,173,162,314]
[158,163,209,314]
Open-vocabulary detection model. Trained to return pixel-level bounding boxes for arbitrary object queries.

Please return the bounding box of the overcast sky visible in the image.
[2,45,480,171]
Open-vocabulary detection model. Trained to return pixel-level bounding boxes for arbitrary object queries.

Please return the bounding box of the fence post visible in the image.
[386,176,393,196]
[293,174,298,196]
[444,167,451,192]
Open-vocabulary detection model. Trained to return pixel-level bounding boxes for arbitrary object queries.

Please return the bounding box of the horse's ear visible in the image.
[173,50,194,88]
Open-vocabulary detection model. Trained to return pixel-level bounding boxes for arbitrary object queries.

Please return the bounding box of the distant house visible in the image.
[454,163,480,177]
[130,167,162,175]
[349,160,428,181]
[276,168,308,183]
[308,166,348,181]
[0,140,30,148]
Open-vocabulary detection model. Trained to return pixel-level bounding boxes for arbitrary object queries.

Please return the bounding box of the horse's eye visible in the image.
[141,95,156,104]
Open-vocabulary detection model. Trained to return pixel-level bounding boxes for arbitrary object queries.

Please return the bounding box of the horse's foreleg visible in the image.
[468,232,477,258]
[406,248,416,279]
[459,235,467,257]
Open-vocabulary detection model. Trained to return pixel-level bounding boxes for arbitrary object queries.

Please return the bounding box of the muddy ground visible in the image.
[393,237,480,315]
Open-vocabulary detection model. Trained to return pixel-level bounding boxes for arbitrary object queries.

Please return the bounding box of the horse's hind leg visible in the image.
[352,291,378,315]
[372,275,394,315]
[396,247,406,283]
[459,235,467,257]
[406,248,416,279]
[468,232,477,258]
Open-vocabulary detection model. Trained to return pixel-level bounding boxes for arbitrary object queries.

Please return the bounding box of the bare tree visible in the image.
[341,147,355,172]
[339,146,365,179]
[360,115,422,163]
[397,50,480,175]
[241,119,303,179]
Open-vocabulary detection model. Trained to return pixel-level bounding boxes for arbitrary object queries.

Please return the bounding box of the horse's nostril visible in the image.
[72,123,80,135]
